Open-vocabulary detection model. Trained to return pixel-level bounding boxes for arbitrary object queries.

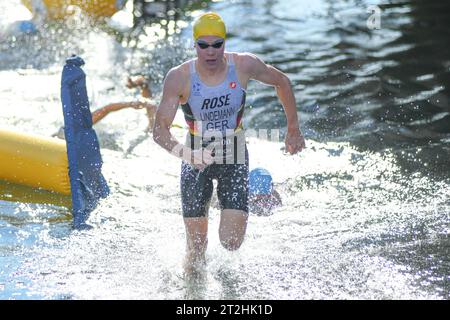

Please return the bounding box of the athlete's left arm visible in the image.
[241,53,305,154]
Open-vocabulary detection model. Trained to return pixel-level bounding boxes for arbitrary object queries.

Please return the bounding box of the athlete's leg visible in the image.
[184,217,208,273]
[219,209,248,250]
[181,161,213,274]
[216,150,249,251]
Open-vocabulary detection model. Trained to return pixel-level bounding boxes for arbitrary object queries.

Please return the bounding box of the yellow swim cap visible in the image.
[193,12,226,41]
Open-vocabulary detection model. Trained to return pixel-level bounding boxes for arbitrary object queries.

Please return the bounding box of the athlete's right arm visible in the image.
[153,68,187,158]
[153,67,213,168]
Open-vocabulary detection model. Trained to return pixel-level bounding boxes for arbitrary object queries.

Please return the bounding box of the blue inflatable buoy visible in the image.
[60,55,110,229]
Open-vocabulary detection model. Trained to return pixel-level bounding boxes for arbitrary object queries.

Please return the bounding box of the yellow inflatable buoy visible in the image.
[0,180,72,208]
[21,0,122,20]
[0,128,70,195]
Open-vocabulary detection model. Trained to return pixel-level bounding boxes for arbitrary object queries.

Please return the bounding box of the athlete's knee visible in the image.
[220,235,244,251]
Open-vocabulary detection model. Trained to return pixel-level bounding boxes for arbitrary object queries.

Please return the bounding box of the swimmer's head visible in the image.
[249,168,273,196]
[193,12,226,41]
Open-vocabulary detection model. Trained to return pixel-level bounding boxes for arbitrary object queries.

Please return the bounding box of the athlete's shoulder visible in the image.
[231,52,265,74]
[163,60,192,93]
[166,60,191,80]
[232,52,260,60]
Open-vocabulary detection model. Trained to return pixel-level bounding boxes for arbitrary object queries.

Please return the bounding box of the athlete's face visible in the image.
[195,36,225,70]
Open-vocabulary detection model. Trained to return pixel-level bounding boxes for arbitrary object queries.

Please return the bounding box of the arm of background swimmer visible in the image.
[91,102,134,124]
[145,103,156,131]
[272,189,283,206]
[153,68,191,161]
[92,101,155,125]
[141,85,152,99]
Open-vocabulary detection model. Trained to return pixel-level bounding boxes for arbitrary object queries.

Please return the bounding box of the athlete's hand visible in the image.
[191,148,214,171]
[285,127,305,154]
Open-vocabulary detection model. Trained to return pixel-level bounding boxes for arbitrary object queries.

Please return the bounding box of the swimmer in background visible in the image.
[53,75,156,139]
[248,168,282,216]
[210,167,282,215]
